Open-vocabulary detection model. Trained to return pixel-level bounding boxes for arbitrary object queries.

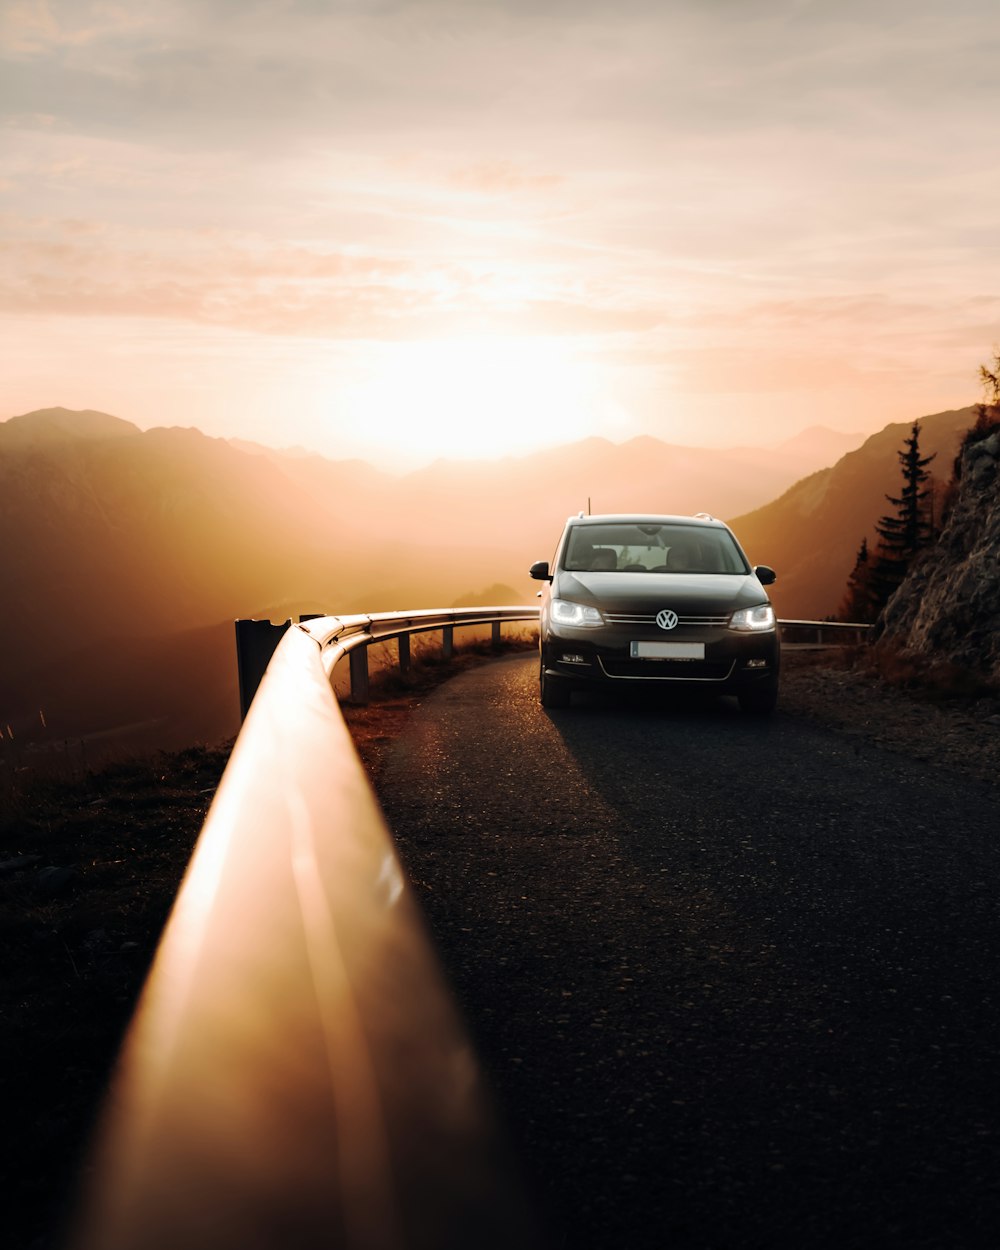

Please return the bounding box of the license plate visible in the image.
[630,641,706,660]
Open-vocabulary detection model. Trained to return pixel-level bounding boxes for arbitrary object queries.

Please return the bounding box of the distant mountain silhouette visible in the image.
[1,413,382,748]
[450,583,522,608]
[391,427,863,555]
[772,424,867,467]
[0,405,917,749]
[0,406,139,447]
[729,408,977,620]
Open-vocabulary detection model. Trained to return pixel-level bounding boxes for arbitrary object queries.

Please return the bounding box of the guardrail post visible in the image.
[398,633,411,675]
[349,646,370,705]
[442,626,454,659]
[491,621,501,649]
[235,619,290,720]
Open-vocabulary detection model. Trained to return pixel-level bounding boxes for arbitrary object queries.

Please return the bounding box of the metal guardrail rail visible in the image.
[779,618,872,647]
[72,604,867,1250]
[235,607,540,715]
[71,608,541,1250]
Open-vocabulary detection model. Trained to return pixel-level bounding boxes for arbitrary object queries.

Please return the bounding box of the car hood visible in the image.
[555,571,768,615]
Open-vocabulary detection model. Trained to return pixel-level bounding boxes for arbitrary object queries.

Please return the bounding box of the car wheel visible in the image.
[540,665,571,709]
[738,680,778,716]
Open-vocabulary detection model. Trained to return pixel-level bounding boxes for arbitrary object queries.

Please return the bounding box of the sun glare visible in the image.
[334,338,611,465]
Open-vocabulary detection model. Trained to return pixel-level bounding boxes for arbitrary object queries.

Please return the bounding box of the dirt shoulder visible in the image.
[1,745,230,1250]
[778,649,1000,791]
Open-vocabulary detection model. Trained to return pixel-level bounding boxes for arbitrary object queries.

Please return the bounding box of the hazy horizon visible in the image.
[3,1,999,469]
[2,402,876,469]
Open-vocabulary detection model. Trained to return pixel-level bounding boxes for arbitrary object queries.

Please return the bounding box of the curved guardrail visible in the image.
[235,607,539,715]
[71,607,541,1250]
[312,607,541,703]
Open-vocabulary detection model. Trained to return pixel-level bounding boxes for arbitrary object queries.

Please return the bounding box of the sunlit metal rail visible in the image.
[71,607,541,1250]
[235,607,540,714]
[72,605,866,1250]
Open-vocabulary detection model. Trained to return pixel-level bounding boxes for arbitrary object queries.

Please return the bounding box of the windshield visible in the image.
[562,523,749,575]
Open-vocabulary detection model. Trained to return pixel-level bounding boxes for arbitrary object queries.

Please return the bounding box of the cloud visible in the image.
[639,289,1000,401]
[5,0,992,163]
[0,0,60,55]
[3,0,998,285]
[0,214,661,340]
[445,161,563,196]
[0,0,156,56]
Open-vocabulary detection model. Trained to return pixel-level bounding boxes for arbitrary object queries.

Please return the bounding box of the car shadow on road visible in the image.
[536,682,786,852]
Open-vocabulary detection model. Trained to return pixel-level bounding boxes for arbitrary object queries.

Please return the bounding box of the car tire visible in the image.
[738,679,778,716]
[540,665,571,709]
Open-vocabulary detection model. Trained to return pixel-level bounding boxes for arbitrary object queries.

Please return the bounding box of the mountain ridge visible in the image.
[0,407,141,447]
[3,407,862,482]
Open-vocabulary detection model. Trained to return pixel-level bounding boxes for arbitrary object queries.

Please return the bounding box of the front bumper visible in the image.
[541,622,779,692]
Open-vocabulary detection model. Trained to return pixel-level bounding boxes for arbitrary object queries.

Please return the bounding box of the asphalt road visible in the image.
[377,653,1000,1250]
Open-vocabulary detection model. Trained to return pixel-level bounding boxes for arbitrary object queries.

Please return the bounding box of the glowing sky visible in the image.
[3,0,999,466]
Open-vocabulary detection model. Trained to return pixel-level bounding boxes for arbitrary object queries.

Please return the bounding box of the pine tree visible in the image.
[966,354,1000,449]
[946,355,1000,506]
[870,422,936,611]
[981,354,1000,407]
[838,536,879,622]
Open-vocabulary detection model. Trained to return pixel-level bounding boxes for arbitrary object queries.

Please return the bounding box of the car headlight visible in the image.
[551,598,605,628]
[729,604,776,632]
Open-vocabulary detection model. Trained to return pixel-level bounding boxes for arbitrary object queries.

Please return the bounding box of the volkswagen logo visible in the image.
[656,609,679,630]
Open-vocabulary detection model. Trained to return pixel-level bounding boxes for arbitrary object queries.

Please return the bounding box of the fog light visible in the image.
[746,658,768,669]
[561,652,587,665]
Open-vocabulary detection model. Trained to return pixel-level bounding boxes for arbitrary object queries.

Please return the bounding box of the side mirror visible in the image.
[754,565,777,586]
[529,560,551,581]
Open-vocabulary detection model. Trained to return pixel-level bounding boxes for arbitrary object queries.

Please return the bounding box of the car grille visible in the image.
[603,612,730,627]
[598,657,736,682]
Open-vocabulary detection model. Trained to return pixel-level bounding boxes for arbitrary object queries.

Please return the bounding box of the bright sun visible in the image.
[335,337,614,465]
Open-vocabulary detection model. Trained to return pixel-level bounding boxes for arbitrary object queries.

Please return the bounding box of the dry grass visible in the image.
[786,638,997,704]
[863,638,996,702]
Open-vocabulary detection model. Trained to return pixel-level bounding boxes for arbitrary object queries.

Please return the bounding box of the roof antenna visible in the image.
[587,496,592,516]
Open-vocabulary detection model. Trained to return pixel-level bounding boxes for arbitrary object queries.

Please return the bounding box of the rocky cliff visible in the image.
[877,420,1000,689]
